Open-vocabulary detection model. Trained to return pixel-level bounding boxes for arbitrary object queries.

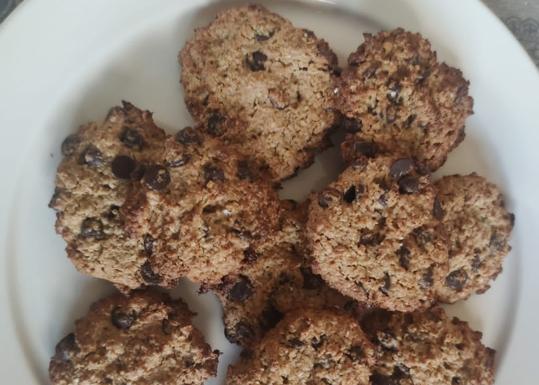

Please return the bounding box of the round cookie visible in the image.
[122,125,284,287]
[180,4,338,181]
[226,308,375,385]
[361,307,496,385]
[49,290,218,385]
[338,28,473,171]
[49,102,167,289]
[306,155,449,311]
[434,173,514,303]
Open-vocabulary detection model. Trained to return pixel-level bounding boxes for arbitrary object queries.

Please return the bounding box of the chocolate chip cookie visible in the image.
[306,155,449,311]
[122,126,284,287]
[338,28,473,171]
[49,290,218,385]
[434,173,514,303]
[226,308,375,385]
[361,307,495,385]
[180,4,338,181]
[50,102,167,289]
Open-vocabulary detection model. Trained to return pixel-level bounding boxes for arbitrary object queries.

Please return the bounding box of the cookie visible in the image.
[434,173,514,303]
[49,102,167,289]
[306,155,449,311]
[122,125,284,287]
[338,28,473,171]
[226,308,375,385]
[180,4,338,181]
[361,307,496,385]
[49,290,218,385]
[214,201,356,346]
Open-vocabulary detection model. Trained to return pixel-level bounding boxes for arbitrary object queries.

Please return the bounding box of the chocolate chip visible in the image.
[362,62,380,79]
[162,319,173,335]
[346,345,365,361]
[353,140,377,158]
[452,377,462,385]
[471,255,482,271]
[61,134,80,156]
[403,114,417,128]
[225,321,254,344]
[341,117,362,133]
[228,276,253,302]
[420,266,434,289]
[140,261,161,284]
[398,176,420,194]
[343,186,357,203]
[446,268,468,291]
[120,128,145,150]
[53,333,79,362]
[413,227,433,247]
[143,234,154,255]
[243,247,259,263]
[389,158,414,179]
[433,196,444,220]
[370,373,395,385]
[237,160,253,180]
[260,304,283,331]
[318,189,339,208]
[377,330,398,351]
[203,163,225,183]
[166,153,190,168]
[110,307,136,330]
[80,217,104,239]
[130,163,146,181]
[380,273,391,295]
[143,165,170,191]
[359,231,384,246]
[105,205,120,221]
[255,31,274,41]
[245,51,268,71]
[311,335,326,350]
[300,267,324,290]
[207,113,224,136]
[285,337,304,348]
[397,246,411,270]
[175,126,202,145]
[386,81,401,104]
[79,145,103,167]
[111,155,137,179]
[489,232,506,251]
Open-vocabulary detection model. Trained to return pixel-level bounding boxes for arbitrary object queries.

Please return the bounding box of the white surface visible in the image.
[0,0,537,384]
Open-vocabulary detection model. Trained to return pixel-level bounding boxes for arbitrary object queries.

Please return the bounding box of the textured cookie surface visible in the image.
[226,308,375,385]
[50,102,166,289]
[180,4,338,181]
[122,125,284,287]
[49,290,218,385]
[339,28,473,171]
[434,173,514,303]
[214,202,356,347]
[306,155,448,311]
[361,307,495,385]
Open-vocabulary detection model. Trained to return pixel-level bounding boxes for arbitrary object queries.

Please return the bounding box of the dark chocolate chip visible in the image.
[380,272,391,295]
[397,246,411,270]
[166,154,190,168]
[260,304,283,331]
[471,255,482,271]
[386,81,401,104]
[300,267,324,290]
[120,128,145,150]
[346,345,364,361]
[452,377,462,385]
[255,31,274,41]
[341,117,362,133]
[359,231,384,246]
[370,373,395,385]
[161,319,172,335]
[245,50,268,71]
[389,158,414,179]
[285,337,304,348]
[403,114,417,128]
[203,163,225,183]
[111,155,137,179]
[353,140,377,158]
[53,333,79,362]
[433,196,444,220]
[207,113,224,136]
[143,165,170,191]
[111,307,136,330]
[61,134,80,156]
[413,227,433,247]
[420,266,434,289]
[225,321,254,344]
[130,163,146,181]
[105,205,121,221]
[362,62,380,79]
[311,335,327,350]
[80,217,104,239]
[228,276,253,302]
[343,186,357,203]
[445,268,468,291]
[237,160,253,180]
[243,247,259,263]
[398,175,420,194]
[140,261,162,284]
[143,234,154,256]
[175,126,202,145]
[79,145,103,167]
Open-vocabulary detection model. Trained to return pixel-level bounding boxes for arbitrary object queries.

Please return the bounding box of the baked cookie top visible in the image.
[306,155,448,311]
[49,290,218,385]
[50,102,166,289]
[361,307,495,385]
[180,4,338,181]
[338,28,473,171]
[226,308,375,385]
[434,173,514,303]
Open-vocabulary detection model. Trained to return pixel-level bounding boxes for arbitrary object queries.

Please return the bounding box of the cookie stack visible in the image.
[49,5,514,385]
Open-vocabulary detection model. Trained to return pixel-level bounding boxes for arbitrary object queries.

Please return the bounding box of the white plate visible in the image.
[0,0,538,384]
